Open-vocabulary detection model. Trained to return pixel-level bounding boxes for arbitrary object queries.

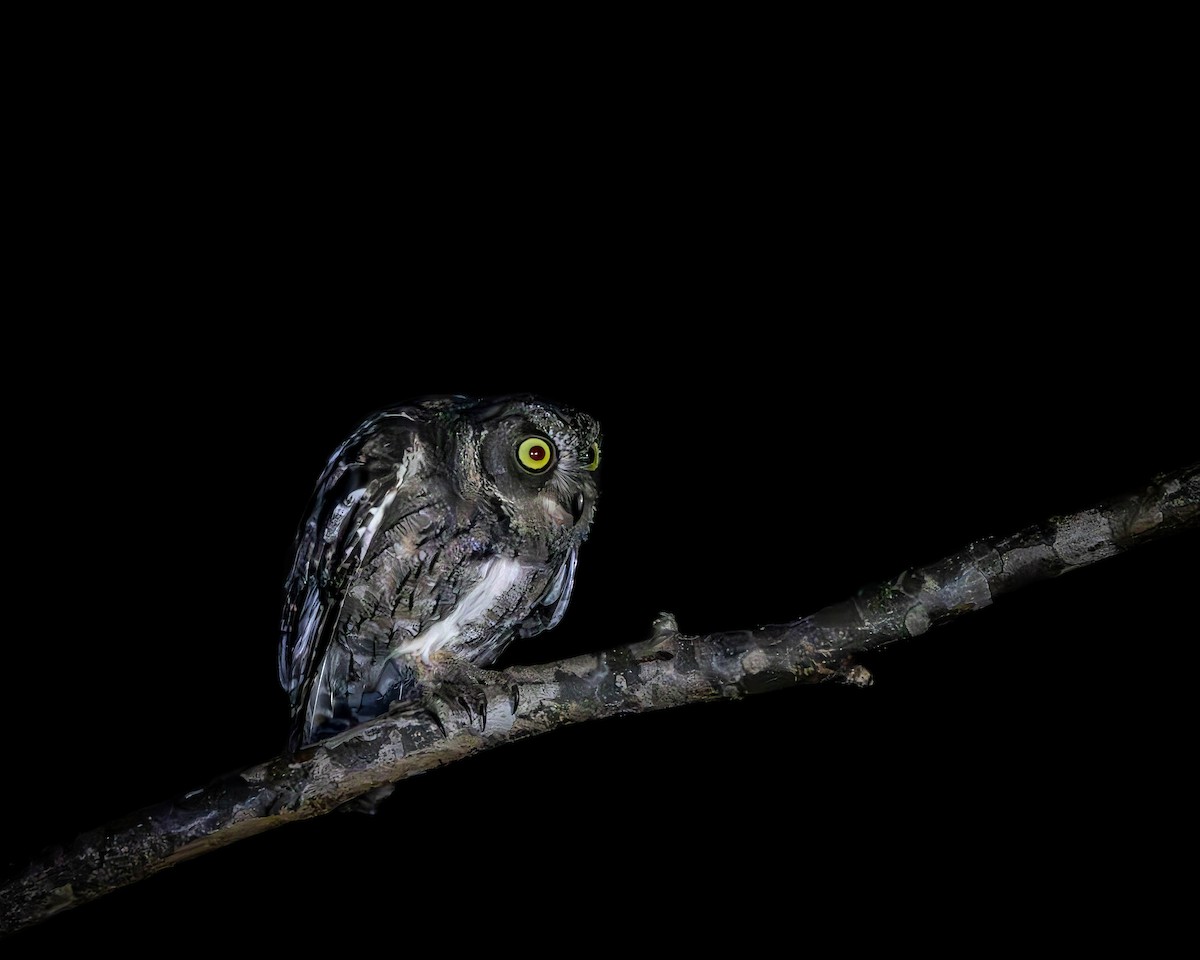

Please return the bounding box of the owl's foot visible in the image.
[394,660,492,736]
[422,681,489,736]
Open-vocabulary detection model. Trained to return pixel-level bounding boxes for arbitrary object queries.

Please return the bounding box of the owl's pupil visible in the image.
[529,445,546,461]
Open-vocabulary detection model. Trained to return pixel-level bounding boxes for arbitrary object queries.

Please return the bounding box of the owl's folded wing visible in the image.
[517,545,579,639]
[278,411,421,749]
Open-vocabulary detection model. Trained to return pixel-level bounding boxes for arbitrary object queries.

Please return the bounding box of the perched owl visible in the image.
[278,395,600,752]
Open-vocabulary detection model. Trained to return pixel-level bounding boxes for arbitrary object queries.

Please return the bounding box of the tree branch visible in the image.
[3,463,1195,936]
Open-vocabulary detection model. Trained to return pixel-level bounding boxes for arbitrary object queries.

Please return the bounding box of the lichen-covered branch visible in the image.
[2,464,1195,936]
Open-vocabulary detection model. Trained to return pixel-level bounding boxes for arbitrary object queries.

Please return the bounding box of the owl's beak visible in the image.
[571,491,586,524]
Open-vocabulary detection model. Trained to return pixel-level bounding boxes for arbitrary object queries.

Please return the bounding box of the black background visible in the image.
[4,78,1195,948]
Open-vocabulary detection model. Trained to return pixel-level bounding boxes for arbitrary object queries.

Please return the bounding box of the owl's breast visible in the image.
[336,494,537,663]
[392,553,534,664]
[343,503,469,641]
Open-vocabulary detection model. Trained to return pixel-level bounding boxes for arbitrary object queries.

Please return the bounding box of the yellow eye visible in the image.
[517,436,555,471]
[584,442,601,471]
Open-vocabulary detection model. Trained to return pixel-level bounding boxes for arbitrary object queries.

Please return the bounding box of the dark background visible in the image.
[4,64,1195,948]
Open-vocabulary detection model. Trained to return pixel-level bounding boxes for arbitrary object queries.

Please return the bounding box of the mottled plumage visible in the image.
[279,395,600,751]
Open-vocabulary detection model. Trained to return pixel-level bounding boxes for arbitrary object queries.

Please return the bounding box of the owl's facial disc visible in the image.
[473,404,599,536]
[513,436,589,524]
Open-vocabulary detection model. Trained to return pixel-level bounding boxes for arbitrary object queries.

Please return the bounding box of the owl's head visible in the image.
[460,395,600,543]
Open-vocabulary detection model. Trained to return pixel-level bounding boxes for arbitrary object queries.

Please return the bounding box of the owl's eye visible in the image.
[584,442,601,471]
[517,436,555,472]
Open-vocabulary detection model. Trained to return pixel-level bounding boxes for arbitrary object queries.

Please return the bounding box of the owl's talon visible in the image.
[458,692,487,732]
[419,677,489,734]
[425,706,449,739]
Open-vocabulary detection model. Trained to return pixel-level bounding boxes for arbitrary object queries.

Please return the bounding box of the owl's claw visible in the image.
[455,686,488,731]
[421,684,488,734]
[416,662,491,735]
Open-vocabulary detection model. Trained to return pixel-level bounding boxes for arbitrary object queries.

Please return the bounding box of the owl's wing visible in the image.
[516,545,579,639]
[278,409,423,749]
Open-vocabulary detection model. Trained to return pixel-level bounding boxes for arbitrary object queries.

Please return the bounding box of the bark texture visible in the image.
[2,463,1195,936]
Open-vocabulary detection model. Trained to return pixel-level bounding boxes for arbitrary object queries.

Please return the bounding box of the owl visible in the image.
[278,395,600,752]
